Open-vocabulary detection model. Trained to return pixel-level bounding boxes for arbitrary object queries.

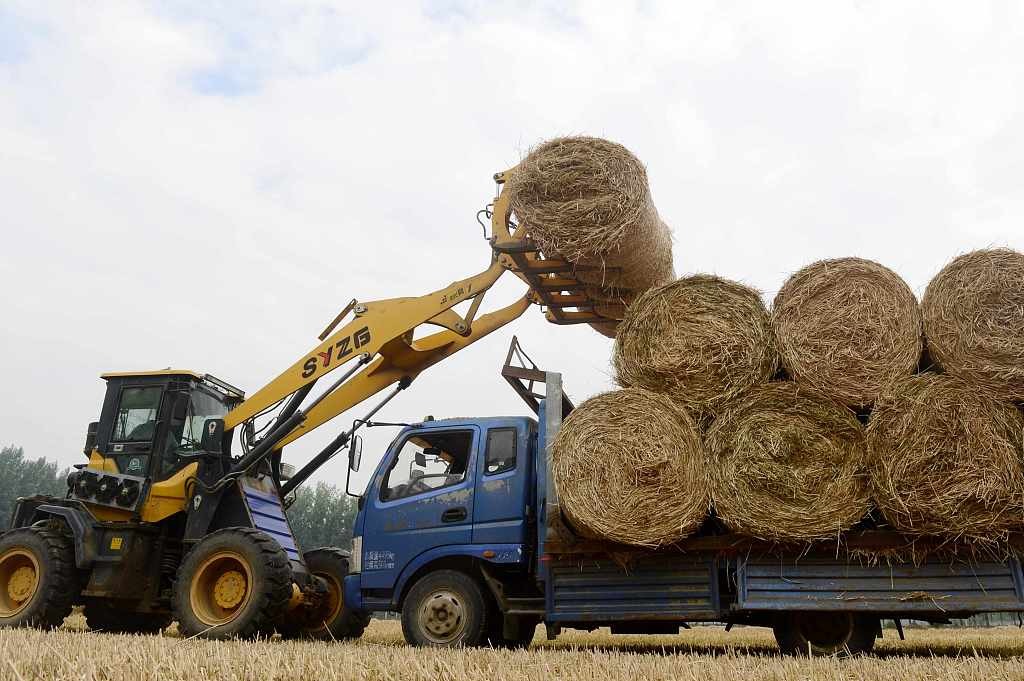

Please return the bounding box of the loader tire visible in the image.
[173,528,292,640]
[83,600,172,634]
[277,547,369,641]
[773,612,878,656]
[402,570,489,647]
[0,526,77,629]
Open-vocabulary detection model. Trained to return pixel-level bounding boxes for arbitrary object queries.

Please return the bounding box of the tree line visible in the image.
[0,445,355,549]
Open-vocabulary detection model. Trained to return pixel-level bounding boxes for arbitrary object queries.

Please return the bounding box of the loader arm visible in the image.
[223,167,616,468]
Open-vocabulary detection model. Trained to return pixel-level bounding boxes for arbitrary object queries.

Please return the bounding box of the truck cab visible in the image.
[347,416,539,625]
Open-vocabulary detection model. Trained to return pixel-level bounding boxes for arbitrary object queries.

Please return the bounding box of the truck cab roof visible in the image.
[404,415,538,431]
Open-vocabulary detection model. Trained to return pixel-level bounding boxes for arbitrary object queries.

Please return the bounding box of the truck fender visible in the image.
[34,504,97,568]
[391,543,525,608]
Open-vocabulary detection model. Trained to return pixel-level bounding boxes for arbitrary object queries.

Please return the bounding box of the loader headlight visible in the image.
[350,536,362,573]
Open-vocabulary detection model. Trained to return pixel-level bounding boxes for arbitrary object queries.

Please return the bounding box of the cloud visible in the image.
[0,0,1022,490]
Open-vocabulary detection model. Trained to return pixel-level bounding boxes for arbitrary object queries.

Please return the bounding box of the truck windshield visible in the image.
[381,430,473,501]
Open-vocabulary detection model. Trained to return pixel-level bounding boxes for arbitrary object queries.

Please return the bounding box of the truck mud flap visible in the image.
[546,555,719,622]
[736,557,1024,614]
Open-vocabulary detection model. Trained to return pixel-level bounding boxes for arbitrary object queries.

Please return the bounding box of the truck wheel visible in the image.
[773,612,878,656]
[277,548,369,641]
[83,600,172,634]
[401,570,489,647]
[0,526,77,629]
[487,615,538,649]
[172,528,292,640]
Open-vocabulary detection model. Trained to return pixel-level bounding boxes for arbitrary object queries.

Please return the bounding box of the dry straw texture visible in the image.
[867,373,1024,542]
[552,388,708,547]
[922,248,1024,402]
[614,275,779,419]
[772,257,922,409]
[507,136,674,293]
[706,382,870,541]
[10,615,1024,681]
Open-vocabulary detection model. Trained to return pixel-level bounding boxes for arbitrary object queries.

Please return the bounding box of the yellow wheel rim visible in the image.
[315,572,343,627]
[189,551,254,627]
[0,549,40,618]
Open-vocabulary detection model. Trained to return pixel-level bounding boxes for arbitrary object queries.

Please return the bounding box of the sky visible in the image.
[1,1,1022,491]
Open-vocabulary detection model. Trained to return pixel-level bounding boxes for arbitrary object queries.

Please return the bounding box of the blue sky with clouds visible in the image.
[1,1,1022,486]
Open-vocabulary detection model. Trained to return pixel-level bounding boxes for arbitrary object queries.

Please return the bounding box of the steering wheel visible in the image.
[406,473,452,495]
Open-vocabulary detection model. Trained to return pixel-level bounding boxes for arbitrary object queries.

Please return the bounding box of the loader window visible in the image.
[381,430,473,502]
[112,387,163,442]
[162,389,230,476]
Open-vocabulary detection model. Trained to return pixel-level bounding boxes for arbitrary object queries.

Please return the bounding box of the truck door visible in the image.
[359,427,479,592]
[472,422,531,544]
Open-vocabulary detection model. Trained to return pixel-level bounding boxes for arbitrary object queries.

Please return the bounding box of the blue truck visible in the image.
[342,339,1024,654]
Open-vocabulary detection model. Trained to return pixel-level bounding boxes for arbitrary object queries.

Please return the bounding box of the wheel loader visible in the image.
[0,168,604,638]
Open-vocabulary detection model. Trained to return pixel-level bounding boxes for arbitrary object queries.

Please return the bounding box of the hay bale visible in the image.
[552,388,709,547]
[706,383,870,541]
[772,257,922,408]
[614,275,779,418]
[507,136,675,293]
[867,373,1024,541]
[922,248,1024,402]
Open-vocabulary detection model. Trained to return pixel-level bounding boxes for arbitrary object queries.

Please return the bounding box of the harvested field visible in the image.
[4,616,1024,681]
[772,257,922,408]
[614,275,779,420]
[867,373,1024,542]
[507,136,674,294]
[922,248,1024,402]
[551,388,708,546]
[706,382,870,541]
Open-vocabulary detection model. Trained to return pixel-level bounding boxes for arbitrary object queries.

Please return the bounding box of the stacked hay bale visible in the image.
[862,248,1024,543]
[771,258,923,409]
[921,248,1024,402]
[613,275,779,423]
[507,136,675,337]
[705,383,870,541]
[550,389,708,547]
[866,373,1024,542]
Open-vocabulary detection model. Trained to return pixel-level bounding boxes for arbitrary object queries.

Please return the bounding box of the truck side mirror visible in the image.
[350,435,363,472]
[414,451,426,467]
[201,418,224,454]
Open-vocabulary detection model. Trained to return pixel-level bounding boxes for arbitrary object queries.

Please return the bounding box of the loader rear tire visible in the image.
[83,600,171,634]
[173,528,292,640]
[277,548,369,641]
[401,570,489,648]
[0,526,77,629]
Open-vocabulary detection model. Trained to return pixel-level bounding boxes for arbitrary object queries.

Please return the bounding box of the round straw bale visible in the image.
[614,275,779,417]
[507,136,674,292]
[867,373,1024,541]
[772,257,922,408]
[552,388,709,547]
[706,383,870,541]
[922,248,1024,402]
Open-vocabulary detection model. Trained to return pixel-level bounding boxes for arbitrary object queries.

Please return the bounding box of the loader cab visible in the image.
[71,370,244,518]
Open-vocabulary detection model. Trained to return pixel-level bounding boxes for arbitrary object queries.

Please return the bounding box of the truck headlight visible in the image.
[350,536,362,573]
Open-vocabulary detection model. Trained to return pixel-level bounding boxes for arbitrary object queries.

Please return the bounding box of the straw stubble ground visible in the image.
[3,616,1024,680]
